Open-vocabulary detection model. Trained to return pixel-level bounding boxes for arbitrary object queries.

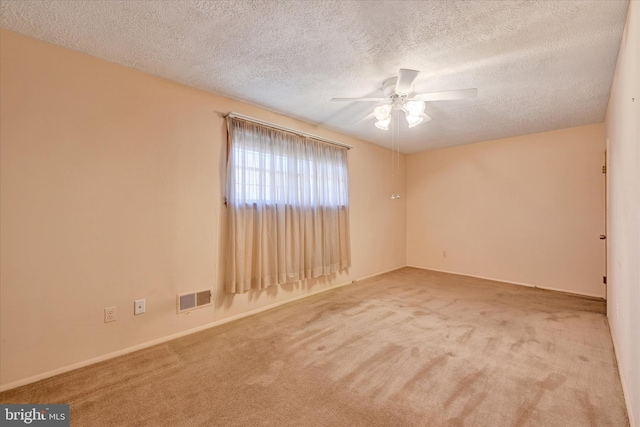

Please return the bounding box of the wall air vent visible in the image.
[177,288,213,314]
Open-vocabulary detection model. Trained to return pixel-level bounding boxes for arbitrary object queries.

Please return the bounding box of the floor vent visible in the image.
[177,288,213,314]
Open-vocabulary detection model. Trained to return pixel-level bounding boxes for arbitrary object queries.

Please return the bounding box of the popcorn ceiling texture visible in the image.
[0,0,629,153]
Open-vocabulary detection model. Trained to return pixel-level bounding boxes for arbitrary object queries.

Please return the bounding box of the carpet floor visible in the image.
[1,268,629,426]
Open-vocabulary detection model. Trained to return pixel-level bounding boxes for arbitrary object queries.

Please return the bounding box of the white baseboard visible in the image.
[405,265,605,300]
[352,265,406,283]
[608,321,636,427]
[0,265,405,392]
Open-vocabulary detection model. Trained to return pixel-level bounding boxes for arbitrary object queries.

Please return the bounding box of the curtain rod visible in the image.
[225,112,353,150]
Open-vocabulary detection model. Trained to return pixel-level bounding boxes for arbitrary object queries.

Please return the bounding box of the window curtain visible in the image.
[225,118,351,294]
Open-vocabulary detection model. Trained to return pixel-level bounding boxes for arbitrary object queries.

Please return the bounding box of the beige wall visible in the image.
[406,124,606,298]
[605,0,640,424]
[0,30,406,389]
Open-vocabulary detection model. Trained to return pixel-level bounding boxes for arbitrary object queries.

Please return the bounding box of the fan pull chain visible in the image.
[391,110,400,200]
[390,116,396,200]
[396,118,400,198]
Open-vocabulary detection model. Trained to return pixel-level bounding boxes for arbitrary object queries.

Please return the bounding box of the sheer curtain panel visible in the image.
[225,118,351,293]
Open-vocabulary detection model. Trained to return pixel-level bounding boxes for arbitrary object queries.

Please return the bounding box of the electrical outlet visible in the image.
[134,299,146,315]
[104,306,116,323]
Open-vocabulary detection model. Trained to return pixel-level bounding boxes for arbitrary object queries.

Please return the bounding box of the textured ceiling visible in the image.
[0,0,629,153]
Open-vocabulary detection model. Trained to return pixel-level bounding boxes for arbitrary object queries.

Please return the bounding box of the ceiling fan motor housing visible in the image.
[382,76,410,109]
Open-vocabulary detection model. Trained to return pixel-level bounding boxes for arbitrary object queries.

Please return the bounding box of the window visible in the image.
[225,117,351,293]
[229,146,348,207]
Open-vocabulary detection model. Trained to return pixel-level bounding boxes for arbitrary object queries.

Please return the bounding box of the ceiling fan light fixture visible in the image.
[373,104,392,121]
[404,100,425,116]
[331,68,477,131]
[405,112,423,128]
[375,117,391,130]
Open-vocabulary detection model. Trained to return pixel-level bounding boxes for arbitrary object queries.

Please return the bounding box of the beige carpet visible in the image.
[1,268,629,426]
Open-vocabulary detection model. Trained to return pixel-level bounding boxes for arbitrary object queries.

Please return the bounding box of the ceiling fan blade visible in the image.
[395,69,420,94]
[413,88,478,102]
[331,97,385,102]
[358,111,376,123]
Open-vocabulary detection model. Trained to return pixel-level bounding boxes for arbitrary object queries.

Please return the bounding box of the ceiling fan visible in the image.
[331,69,478,130]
